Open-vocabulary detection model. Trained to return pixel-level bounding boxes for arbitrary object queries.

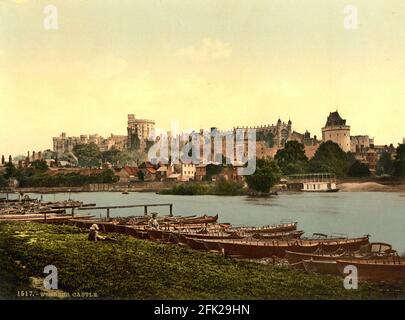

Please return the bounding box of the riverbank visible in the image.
[1,222,402,299]
[3,177,405,194]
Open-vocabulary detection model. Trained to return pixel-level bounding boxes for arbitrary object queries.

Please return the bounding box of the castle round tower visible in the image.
[321,111,351,152]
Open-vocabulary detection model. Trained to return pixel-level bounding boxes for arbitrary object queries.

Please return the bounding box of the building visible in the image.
[350,135,374,153]
[235,118,292,148]
[53,132,127,154]
[127,114,155,150]
[322,111,351,152]
[114,166,139,183]
[179,163,196,181]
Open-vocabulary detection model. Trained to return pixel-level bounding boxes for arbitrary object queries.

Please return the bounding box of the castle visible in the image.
[321,111,351,152]
[235,119,318,148]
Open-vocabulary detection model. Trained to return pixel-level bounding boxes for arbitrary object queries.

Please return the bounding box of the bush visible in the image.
[347,161,371,177]
[245,158,281,193]
[212,179,244,195]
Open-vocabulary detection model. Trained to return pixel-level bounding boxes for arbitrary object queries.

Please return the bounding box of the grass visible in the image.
[0,222,404,299]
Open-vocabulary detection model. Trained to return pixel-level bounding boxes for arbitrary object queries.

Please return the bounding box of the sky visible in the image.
[1,0,405,156]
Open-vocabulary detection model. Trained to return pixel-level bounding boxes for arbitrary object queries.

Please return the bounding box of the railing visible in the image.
[77,203,174,218]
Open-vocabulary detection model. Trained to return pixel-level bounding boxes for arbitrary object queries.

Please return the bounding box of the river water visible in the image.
[5,191,405,252]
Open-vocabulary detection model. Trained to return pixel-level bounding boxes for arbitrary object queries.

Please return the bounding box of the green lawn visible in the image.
[0,222,403,299]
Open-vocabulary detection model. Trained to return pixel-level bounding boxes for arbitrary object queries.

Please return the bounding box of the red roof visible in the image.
[123,166,139,176]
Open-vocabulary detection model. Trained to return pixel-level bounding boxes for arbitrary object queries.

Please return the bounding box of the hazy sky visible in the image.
[1,0,405,155]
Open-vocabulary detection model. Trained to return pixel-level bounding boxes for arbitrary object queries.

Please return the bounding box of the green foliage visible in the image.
[42,149,57,160]
[308,141,349,177]
[160,183,210,195]
[394,144,405,177]
[212,178,244,195]
[0,222,397,299]
[376,151,395,176]
[73,143,101,168]
[160,180,244,196]
[275,141,308,175]
[0,175,7,188]
[30,160,49,172]
[101,148,122,165]
[3,162,20,179]
[245,158,281,193]
[18,170,118,188]
[347,160,371,177]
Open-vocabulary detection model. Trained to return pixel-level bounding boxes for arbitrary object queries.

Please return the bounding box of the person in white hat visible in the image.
[88,224,106,241]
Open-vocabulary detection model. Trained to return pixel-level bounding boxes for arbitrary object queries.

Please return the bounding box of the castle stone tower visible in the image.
[322,111,351,152]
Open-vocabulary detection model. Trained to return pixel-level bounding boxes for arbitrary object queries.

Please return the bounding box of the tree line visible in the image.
[245,141,405,193]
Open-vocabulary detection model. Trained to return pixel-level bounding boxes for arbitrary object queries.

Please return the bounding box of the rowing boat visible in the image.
[336,257,405,282]
[195,235,369,259]
[285,242,394,264]
[227,222,297,234]
[302,259,340,275]
[251,230,304,240]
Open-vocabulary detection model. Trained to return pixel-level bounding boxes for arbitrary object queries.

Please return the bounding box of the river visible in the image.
[5,191,405,252]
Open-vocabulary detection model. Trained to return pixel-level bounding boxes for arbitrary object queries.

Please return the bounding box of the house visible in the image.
[114,166,139,183]
[195,164,207,181]
[180,163,196,181]
[138,161,157,181]
[156,166,168,181]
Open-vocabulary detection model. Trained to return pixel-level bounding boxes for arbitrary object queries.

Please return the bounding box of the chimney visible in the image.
[1,155,4,165]
[38,151,42,160]
[8,155,12,163]
[32,151,36,161]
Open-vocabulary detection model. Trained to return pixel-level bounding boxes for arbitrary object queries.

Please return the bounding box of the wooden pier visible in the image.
[77,203,174,218]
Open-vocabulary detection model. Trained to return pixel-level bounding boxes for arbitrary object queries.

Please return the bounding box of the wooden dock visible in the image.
[77,203,174,218]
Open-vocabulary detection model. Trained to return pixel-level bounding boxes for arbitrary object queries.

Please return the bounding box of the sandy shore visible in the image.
[339,182,405,192]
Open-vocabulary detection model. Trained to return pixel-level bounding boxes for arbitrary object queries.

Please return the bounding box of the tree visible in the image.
[30,160,49,171]
[42,149,57,160]
[3,162,19,179]
[275,141,308,175]
[245,158,281,193]
[73,143,102,168]
[347,160,370,177]
[394,144,405,177]
[308,141,349,177]
[0,175,7,188]
[101,148,122,165]
[376,151,394,176]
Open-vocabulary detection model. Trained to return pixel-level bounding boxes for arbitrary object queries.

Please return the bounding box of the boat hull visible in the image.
[336,259,405,282]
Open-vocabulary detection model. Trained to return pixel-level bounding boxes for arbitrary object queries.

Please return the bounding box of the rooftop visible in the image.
[324,111,347,127]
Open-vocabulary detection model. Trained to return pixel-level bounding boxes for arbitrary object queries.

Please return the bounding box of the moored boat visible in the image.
[285,242,394,264]
[227,222,298,234]
[302,259,340,275]
[336,257,405,282]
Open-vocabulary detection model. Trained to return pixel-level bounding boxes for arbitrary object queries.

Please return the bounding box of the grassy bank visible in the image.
[0,222,403,299]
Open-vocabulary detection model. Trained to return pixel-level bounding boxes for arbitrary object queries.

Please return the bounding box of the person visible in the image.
[148,213,160,229]
[88,224,106,241]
